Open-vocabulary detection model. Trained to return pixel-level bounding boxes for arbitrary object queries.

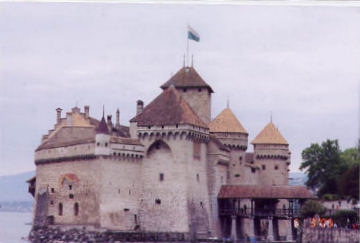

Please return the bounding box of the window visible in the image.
[124,208,130,212]
[105,142,108,147]
[155,199,161,204]
[50,200,54,205]
[234,174,240,177]
[58,203,63,216]
[69,185,72,190]
[200,201,203,208]
[134,214,138,224]
[118,189,121,194]
[69,194,74,199]
[183,88,187,92]
[198,88,202,92]
[275,165,279,170]
[51,188,55,193]
[251,168,256,173]
[196,174,200,182]
[96,142,100,146]
[159,173,164,181]
[74,202,79,216]
[262,165,266,170]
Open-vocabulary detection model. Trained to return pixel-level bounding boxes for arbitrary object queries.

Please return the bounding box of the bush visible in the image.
[300,200,327,218]
[329,210,358,227]
[322,194,340,201]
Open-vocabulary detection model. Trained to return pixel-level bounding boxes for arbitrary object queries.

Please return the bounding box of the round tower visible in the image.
[251,122,290,186]
[95,116,111,156]
[209,107,248,184]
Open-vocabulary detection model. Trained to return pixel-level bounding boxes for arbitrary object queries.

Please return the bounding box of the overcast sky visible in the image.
[0,2,359,176]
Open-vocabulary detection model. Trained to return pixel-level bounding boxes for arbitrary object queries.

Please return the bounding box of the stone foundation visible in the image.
[28,227,191,243]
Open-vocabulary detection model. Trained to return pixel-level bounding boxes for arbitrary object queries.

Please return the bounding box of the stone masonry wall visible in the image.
[254,144,289,186]
[179,88,211,124]
[99,157,142,230]
[186,141,212,237]
[302,227,360,243]
[35,159,101,226]
[139,137,190,233]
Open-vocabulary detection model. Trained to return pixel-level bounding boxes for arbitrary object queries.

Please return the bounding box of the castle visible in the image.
[28,66,314,241]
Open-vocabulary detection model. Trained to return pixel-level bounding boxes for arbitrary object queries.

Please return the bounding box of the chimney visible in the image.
[136,100,144,115]
[56,108,62,124]
[84,105,89,119]
[107,115,113,129]
[116,109,120,129]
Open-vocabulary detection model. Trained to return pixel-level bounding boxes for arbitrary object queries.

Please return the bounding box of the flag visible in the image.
[187,25,200,42]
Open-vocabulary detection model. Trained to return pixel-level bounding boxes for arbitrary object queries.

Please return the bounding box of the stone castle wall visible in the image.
[139,137,191,233]
[99,157,142,230]
[35,159,101,226]
[35,143,95,161]
[254,144,289,186]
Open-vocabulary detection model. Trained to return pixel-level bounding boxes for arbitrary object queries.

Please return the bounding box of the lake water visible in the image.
[0,212,32,243]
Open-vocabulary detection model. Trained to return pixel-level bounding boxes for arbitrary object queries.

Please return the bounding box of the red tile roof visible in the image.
[218,185,316,199]
[130,87,207,128]
[160,67,213,93]
[209,108,247,134]
[251,122,288,145]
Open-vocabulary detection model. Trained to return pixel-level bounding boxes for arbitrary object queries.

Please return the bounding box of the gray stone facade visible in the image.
[31,66,303,241]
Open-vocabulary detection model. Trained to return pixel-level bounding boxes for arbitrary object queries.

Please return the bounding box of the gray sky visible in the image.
[0,2,359,176]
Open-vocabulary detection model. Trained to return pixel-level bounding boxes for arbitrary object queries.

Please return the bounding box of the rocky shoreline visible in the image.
[28,227,195,243]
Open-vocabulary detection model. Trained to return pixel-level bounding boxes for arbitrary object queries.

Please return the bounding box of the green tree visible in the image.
[338,164,359,199]
[341,147,360,167]
[300,200,327,218]
[300,139,347,197]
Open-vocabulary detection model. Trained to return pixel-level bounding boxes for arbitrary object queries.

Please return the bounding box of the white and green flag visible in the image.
[187,25,200,42]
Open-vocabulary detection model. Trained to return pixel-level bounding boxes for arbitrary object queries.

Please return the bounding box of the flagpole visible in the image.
[186,36,189,67]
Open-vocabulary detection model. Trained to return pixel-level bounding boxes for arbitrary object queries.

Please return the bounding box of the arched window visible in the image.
[74,202,79,216]
[58,203,63,216]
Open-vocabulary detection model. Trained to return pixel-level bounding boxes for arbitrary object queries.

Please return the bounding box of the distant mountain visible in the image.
[0,171,35,202]
[289,172,308,186]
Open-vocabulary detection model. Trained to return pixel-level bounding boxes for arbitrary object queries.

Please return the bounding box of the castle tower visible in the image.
[209,108,248,184]
[160,67,213,124]
[95,115,111,156]
[130,86,211,236]
[251,122,290,186]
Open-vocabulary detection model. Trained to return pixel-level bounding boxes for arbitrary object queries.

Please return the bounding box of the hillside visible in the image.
[0,171,35,202]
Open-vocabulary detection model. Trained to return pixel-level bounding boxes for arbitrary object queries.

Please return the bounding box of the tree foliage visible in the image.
[300,200,327,218]
[300,139,359,198]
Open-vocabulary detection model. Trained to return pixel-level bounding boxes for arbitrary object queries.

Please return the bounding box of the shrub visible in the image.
[329,210,358,227]
[300,200,327,218]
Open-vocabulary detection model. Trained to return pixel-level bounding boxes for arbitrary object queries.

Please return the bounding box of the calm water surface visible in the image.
[0,212,32,243]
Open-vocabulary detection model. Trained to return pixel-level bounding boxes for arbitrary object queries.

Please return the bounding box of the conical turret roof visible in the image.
[251,122,288,145]
[209,108,247,134]
[96,116,110,134]
[160,66,213,93]
[130,87,207,128]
